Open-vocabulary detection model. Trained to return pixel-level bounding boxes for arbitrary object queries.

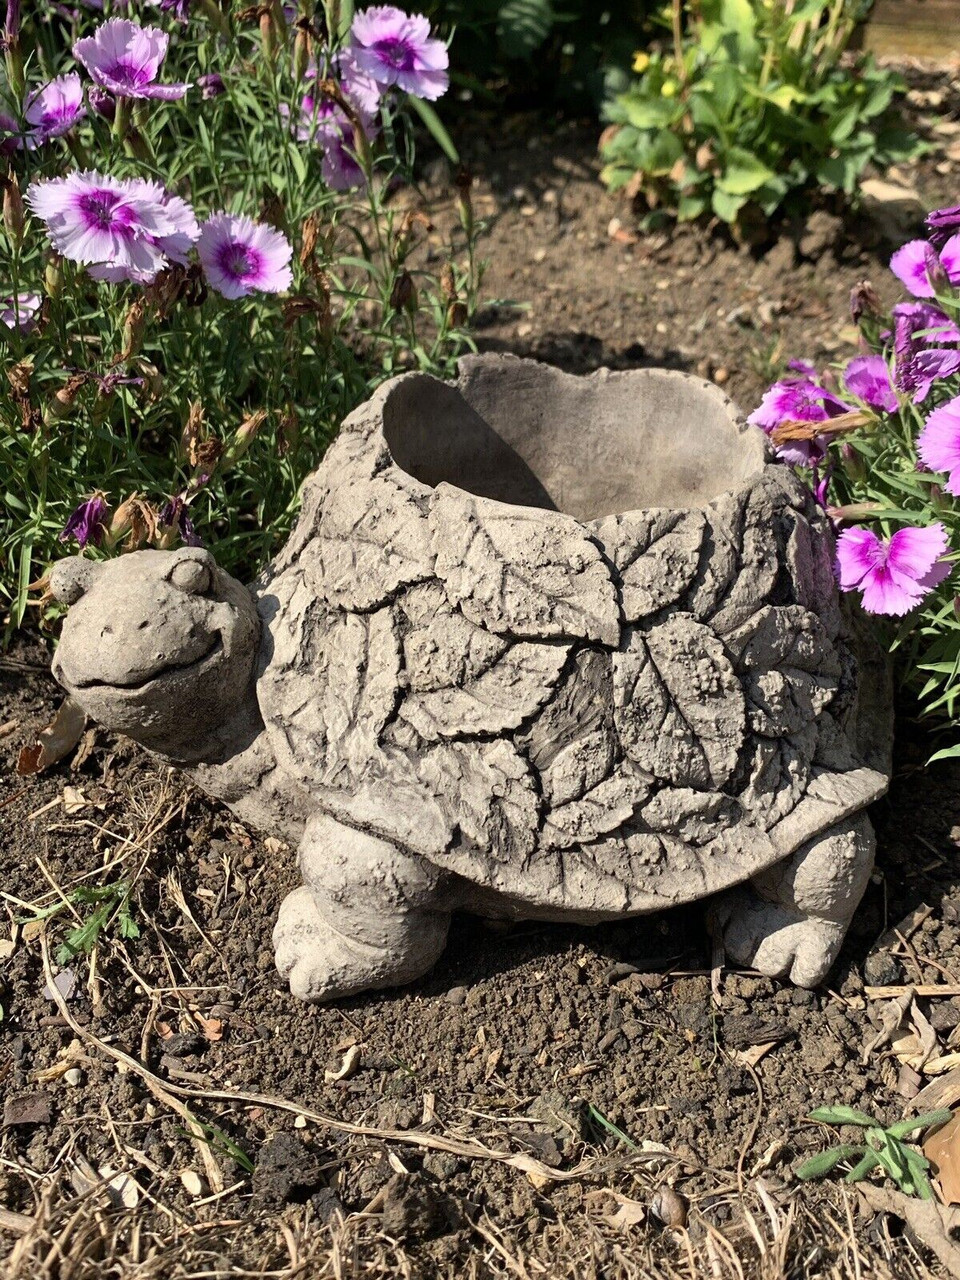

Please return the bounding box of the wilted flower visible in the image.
[918,395,960,496]
[197,72,224,99]
[926,203,960,248]
[107,492,159,550]
[158,493,201,547]
[892,301,960,402]
[73,19,190,101]
[890,236,960,299]
[26,172,198,282]
[850,280,882,325]
[350,6,448,100]
[843,354,898,413]
[197,212,293,299]
[1,291,40,330]
[836,523,951,616]
[60,492,110,548]
[747,373,851,466]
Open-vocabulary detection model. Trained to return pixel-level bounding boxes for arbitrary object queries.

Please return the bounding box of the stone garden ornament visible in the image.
[50,355,893,1001]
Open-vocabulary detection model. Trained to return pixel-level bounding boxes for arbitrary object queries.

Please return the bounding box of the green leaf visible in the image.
[496,0,555,60]
[717,148,776,195]
[844,1150,881,1182]
[622,96,684,130]
[795,1145,863,1180]
[928,744,960,765]
[711,187,747,223]
[808,1106,879,1128]
[887,1111,954,1139]
[404,97,459,164]
[678,194,708,221]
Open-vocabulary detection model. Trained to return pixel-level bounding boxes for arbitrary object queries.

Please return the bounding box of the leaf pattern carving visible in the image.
[430,483,621,645]
[614,614,745,789]
[591,509,705,622]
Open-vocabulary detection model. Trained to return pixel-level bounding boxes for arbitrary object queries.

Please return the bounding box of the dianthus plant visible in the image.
[750,205,960,757]
[0,2,481,631]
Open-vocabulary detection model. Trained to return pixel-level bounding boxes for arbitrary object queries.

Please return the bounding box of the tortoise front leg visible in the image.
[709,812,876,988]
[273,813,452,1002]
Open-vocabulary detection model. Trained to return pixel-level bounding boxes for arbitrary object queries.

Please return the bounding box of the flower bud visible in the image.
[120,298,147,362]
[223,410,268,467]
[43,373,86,425]
[278,406,299,457]
[89,85,116,122]
[293,19,311,82]
[2,171,24,245]
[44,253,63,300]
[454,167,474,239]
[389,270,416,312]
[849,280,881,325]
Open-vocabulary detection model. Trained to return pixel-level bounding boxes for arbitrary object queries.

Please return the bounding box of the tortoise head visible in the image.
[50,548,259,759]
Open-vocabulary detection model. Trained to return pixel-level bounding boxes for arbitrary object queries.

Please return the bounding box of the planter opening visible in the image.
[382,360,769,521]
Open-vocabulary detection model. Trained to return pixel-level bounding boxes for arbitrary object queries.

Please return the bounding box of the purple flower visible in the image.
[320,122,367,189]
[73,19,190,101]
[892,301,960,402]
[350,6,448,101]
[843,354,898,413]
[927,203,960,248]
[1,74,86,149]
[1,291,40,330]
[157,0,191,20]
[60,493,109,548]
[25,171,195,280]
[197,212,293,299]
[159,494,201,545]
[918,395,960,496]
[836,523,951,616]
[747,375,851,466]
[197,72,224,99]
[890,236,960,299]
[89,181,199,283]
[88,85,116,121]
[24,73,86,146]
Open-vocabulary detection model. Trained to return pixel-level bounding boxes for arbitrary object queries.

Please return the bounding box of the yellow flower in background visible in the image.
[661,79,677,97]
[632,51,650,73]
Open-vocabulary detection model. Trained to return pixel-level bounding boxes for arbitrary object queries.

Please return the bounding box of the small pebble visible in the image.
[63,1068,82,1087]
[445,985,468,1007]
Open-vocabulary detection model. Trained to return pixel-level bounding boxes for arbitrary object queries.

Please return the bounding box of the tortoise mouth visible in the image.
[70,633,223,694]
[382,359,770,522]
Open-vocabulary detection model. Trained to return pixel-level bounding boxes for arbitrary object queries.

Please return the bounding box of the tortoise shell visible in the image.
[255,355,889,915]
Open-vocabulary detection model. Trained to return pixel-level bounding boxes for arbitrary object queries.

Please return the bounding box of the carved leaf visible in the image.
[418,739,540,862]
[541,765,652,851]
[614,614,745,789]
[399,583,508,694]
[746,668,837,738]
[430,483,621,646]
[261,605,401,792]
[542,727,616,807]
[591,509,705,622]
[304,462,434,612]
[401,639,570,741]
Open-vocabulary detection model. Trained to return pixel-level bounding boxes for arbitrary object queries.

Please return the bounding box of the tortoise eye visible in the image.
[170,558,212,595]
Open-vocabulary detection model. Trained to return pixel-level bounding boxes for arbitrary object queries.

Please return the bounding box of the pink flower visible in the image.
[747,374,851,466]
[1,292,40,330]
[836,523,951,616]
[73,18,190,101]
[197,213,293,299]
[3,73,86,150]
[25,171,194,280]
[350,6,448,101]
[890,236,960,299]
[918,394,960,496]
[843,354,898,413]
[88,182,199,283]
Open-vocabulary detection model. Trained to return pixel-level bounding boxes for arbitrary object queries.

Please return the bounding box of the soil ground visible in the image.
[6,66,960,1280]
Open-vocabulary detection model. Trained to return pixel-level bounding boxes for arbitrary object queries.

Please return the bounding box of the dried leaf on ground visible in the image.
[16,698,85,776]
[860,1183,960,1273]
[924,1114,960,1205]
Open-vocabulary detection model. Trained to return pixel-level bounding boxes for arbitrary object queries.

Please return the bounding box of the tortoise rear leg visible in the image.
[273,813,452,1002]
[709,813,876,988]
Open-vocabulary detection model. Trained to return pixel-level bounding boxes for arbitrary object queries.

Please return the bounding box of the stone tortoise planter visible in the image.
[49,354,893,1001]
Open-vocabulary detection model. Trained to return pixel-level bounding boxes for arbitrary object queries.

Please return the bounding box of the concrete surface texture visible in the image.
[49,354,893,1001]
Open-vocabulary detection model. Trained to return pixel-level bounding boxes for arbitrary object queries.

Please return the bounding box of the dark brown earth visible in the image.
[6,71,960,1279]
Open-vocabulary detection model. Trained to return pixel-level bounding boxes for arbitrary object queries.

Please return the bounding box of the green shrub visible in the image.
[599,0,920,228]
[1,2,480,634]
